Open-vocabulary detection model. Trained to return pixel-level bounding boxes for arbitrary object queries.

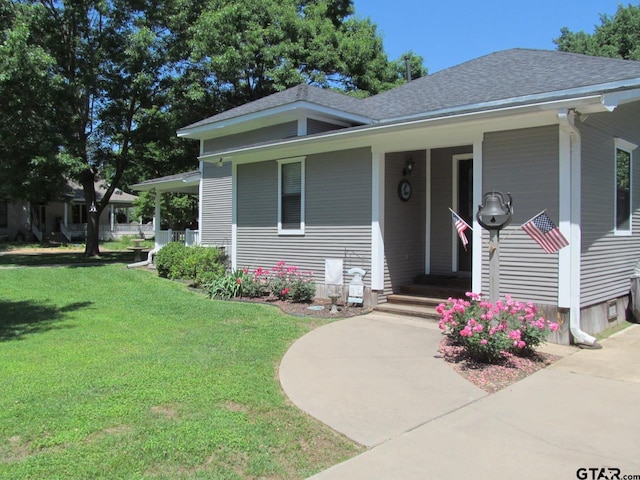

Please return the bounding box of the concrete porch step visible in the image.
[374,301,440,321]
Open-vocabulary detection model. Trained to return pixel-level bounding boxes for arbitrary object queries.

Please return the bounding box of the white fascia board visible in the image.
[177,101,374,139]
[601,87,640,111]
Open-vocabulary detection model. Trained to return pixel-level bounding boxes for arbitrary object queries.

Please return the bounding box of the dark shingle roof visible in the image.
[364,49,640,119]
[181,84,372,131]
[180,49,640,132]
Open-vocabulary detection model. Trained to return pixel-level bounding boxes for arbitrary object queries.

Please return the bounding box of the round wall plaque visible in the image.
[398,179,412,202]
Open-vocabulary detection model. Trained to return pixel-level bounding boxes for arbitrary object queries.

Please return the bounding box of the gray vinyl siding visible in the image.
[236,147,372,285]
[200,162,232,250]
[307,118,344,135]
[202,121,297,155]
[578,101,640,307]
[383,151,427,294]
[481,125,560,304]
[429,146,473,275]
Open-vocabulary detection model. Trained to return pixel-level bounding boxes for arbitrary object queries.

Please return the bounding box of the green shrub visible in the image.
[155,242,186,279]
[156,243,227,286]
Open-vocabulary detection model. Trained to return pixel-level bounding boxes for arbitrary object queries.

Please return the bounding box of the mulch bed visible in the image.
[236,296,372,319]
[437,336,562,393]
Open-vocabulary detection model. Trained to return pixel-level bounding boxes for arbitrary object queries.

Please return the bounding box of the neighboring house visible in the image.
[141,48,640,345]
[0,180,146,242]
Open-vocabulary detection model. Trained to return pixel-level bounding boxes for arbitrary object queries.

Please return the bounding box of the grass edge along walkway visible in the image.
[0,263,363,479]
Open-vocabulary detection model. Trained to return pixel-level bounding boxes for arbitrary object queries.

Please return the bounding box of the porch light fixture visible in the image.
[89,202,97,213]
[402,157,415,176]
[216,158,223,167]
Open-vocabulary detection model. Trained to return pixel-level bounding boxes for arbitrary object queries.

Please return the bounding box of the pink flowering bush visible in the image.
[436,292,559,363]
[268,261,315,302]
[208,261,315,303]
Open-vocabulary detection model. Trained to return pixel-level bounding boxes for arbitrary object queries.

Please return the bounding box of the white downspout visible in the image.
[558,109,597,346]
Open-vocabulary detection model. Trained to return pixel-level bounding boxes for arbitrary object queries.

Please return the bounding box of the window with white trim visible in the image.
[615,138,637,234]
[278,157,305,234]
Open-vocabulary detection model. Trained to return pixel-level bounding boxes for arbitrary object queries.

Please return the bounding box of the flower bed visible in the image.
[438,336,561,393]
[437,292,559,363]
[208,261,315,302]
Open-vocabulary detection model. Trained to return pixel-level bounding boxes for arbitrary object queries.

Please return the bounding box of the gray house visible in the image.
[149,48,640,345]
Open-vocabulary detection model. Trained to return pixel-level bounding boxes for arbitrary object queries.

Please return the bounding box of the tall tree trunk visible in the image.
[79,169,101,257]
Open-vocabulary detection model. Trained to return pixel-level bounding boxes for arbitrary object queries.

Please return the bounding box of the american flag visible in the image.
[522,212,569,254]
[451,211,469,250]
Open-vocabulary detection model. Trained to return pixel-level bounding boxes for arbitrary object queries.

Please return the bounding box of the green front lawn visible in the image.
[0,262,361,479]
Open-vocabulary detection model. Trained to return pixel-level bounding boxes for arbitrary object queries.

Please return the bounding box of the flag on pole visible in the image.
[521,211,568,253]
[450,210,470,250]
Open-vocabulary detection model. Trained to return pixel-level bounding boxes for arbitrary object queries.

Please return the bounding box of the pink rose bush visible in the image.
[437,292,559,363]
[208,261,315,303]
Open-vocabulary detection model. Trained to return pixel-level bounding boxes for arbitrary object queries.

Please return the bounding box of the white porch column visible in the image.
[231,161,238,270]
[63,202,68,227]
[154,190,161,249]
[110,204,114,232]
[371,148,385,291]
[472,136,483,294]
[424,149,431,275]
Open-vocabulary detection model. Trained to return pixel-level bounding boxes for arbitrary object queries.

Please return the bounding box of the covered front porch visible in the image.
[131,170,201,251]
[375,146,476,304]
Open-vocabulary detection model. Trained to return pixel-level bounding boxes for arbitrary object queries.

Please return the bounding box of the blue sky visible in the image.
[352,1,626,73]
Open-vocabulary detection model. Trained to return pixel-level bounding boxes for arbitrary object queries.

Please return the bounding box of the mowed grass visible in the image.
[0,263,362,479]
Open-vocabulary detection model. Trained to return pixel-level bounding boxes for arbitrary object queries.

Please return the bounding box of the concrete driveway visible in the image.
[279,313,640,479]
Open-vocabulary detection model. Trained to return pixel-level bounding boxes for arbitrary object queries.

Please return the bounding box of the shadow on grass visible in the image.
[0,251,134,267]
[0,299,93,341]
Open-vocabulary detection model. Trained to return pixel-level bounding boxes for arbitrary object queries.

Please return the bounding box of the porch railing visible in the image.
[155,229,200,248]
[114,223,154,235]
[59,222,155,241]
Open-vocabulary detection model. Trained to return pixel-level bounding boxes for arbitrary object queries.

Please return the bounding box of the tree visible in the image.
[0,0,193,256]
[0,1,68,203]
[187,0,422,103]
[555,3,640,60]
[1,0,425,256]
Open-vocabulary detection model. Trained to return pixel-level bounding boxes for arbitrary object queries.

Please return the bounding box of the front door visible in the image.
[457,159,473,273]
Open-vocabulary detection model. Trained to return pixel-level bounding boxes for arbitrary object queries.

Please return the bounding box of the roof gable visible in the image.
[178,84,373,136]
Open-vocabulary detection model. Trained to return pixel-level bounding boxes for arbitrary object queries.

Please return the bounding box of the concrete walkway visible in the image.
[279,313,640,480]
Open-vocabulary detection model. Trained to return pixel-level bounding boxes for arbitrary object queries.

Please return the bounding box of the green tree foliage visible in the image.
[555,3,640,60]
[187,0,425,102]
[1,0,195,255]
[0,1,68,202]
[1,0,425,256]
